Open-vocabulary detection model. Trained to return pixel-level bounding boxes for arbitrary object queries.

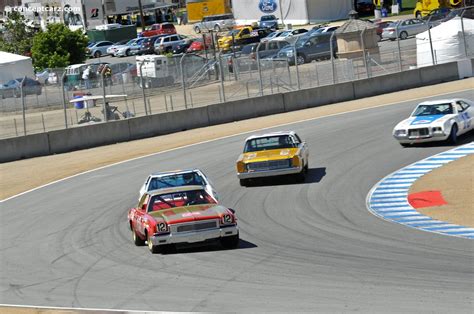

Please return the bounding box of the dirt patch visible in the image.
[1,78,473,202]
[410,155,474,227]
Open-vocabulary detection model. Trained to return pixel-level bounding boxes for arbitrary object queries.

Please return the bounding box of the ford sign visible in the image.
[259,0,278,14]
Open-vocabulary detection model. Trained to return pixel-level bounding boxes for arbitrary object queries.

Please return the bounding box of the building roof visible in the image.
[335,18,376,34]
[0,51,31,64]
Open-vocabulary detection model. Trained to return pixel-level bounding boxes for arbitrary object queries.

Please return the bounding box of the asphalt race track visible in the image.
[1,90,473,312]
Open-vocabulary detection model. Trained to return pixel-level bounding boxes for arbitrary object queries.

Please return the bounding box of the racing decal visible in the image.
[367,142,474,239]
[461,112,471,129]
[410,115,444,125]
[408,191,447,209]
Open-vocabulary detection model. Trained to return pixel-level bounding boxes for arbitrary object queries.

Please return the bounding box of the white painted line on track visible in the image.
[1,88,473,203]
[366,142,474,240]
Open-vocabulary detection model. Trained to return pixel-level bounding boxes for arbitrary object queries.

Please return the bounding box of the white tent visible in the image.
[232,0,353,25]
[416,17,474,68]
[0,52,35,83]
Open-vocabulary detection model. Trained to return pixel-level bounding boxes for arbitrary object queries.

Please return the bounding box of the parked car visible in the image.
[422,8,452,26]
[242,40,291,59]
[140,23,177,37]
[375,20,393,40]
[271,28,308,44]
[260,30,284,43]
[139,35,165,55]
[186,37,211,53]
[356,0,375,15]
[236,131,309,186]
[86,41,114,58]
[382,19,429,40]
[277,32,337,65]
[172,40,193,54]
[128,186,239,254]
[0,77,42,99]
[193,13,235,33]
[259,14,279,29]
[106,39,129,56]
[114,38,146,57]
[310,25,339,35]
[154,34,189,54]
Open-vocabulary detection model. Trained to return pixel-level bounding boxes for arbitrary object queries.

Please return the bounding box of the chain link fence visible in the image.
[1,8,473,139]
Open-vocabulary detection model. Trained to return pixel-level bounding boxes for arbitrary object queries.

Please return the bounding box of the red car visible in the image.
[186,37,212,53]
[128,186,239,254]
[375,21,393,40]
[140,23,177,37]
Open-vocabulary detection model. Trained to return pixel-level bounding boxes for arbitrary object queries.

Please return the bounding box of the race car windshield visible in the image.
[412,103,453,116]
[244,135,296,152]
[147,173,205,191]
[148,190,216,211]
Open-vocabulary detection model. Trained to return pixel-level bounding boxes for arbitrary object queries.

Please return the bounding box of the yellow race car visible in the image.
[236,131,309,186]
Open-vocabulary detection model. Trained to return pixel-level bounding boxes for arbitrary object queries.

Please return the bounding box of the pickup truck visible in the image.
[217,26,271,52]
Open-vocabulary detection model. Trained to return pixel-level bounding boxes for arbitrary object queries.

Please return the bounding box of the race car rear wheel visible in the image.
[133,228,145,246]
[220,233,239,249]
[239,179,249,187]
[448,124,458,144]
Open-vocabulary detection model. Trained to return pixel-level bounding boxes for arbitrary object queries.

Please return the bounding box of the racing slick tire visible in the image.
[447,124,458,144]
[400,143,410,147]
[239,179,250,187]
[133,229,146,246]
[220,233,239,249]
[148,233,176,254]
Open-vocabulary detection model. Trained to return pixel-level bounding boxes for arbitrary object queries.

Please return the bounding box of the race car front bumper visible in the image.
[394,129,448,143]
[150,224,238,246]
[237,166,303,179]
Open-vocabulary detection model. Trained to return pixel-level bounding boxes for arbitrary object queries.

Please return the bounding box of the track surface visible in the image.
[1,90,473,312]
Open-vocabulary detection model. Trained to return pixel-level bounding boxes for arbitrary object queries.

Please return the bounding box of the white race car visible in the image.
[393,99,473,146]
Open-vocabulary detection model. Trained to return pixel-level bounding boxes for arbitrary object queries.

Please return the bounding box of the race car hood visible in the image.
[149,204,228,224]
[242,148,298,163]
[395,114,453,129]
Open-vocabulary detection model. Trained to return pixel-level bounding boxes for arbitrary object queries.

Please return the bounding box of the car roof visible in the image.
[149,169,201,177]
[418,99,465,105]
[245,131,297,141]
[147,185,205,196]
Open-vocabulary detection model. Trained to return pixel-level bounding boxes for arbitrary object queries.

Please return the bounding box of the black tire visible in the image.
[220,233,239,249]
[416,12,422,19]
[133,228,146,246]
[194,26,201,34]
[448,124,458,144]
[239,179,249,187]
[400,143,410,147]
[296,54,306,65]
[400,31,408,40]
[296,170,306,183]
[214,25,221,32]
[125,49,131,56]
[94,51,101,58]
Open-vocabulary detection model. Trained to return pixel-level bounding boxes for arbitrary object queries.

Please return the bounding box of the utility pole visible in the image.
[137,0,146,31]
[279,0,285,29]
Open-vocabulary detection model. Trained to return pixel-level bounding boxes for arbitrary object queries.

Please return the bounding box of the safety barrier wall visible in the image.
[0,60,466,163]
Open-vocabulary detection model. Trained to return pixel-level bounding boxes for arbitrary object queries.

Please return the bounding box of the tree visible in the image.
[31,23,88,70]
[0,11,35,55]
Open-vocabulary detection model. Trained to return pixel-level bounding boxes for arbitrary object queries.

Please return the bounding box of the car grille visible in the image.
[175,221,217,233]
[409,128,429,137]
[247,159,291,171]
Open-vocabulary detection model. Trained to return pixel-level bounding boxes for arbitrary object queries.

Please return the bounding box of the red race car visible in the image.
[128,185,239,254]
[140,23,177,37]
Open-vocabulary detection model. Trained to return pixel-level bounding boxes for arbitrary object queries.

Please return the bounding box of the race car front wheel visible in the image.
[448,124,458,144]
[220,233,239,249]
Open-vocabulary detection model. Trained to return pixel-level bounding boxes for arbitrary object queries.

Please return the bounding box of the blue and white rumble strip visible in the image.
[367,142,474,239]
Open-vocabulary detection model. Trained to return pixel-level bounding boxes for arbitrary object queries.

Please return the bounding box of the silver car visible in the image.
[154,34,189,54]
[193,13,235,33]
[86,41,115,58]
[382,18,429,40]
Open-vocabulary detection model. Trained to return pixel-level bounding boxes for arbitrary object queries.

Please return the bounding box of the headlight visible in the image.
[292,156,301,167]
[237,161,246,173]
[394,129,407,136]
[156,221,169,233]
[221,214,233,225]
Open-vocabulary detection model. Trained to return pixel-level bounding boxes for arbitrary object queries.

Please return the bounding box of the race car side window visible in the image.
[458,101,470,112]
[455,102,464,113]
[294,133,303,143]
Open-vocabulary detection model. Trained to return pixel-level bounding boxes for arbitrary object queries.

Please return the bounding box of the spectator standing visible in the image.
[82,66,91,89]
